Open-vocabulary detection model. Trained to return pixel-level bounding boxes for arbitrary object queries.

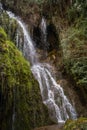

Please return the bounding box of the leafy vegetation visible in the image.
[64,118,87,130]
[67,0,87,23]
[61,17,87,103]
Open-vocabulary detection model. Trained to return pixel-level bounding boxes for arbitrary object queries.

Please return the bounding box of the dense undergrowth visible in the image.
[61,7,87,104]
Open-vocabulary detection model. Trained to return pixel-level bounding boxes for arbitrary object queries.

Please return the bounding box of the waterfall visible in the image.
[0,3,3,10]
[31,63,77,123]
[40,17,49,51]
[7,11,37,65]
[7,11,77,123]
[40,17,47,35]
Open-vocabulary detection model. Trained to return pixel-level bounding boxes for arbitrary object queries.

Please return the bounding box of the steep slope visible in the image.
[0,0,87,129]
[0,27,52,130]
[61,22,87,105]
[41,0,87,107]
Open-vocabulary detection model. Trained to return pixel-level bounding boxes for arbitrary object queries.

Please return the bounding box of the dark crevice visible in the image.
[33,21,59,52]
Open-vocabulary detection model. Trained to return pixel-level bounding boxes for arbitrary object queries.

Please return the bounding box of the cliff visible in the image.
[0,0,87,129]
[0,27,52,130]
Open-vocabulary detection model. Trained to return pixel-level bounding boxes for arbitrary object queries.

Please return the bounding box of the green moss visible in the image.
[0,28,52,130]
[64,118,87,130]
[0,27,7,42]
[0,11,18,43]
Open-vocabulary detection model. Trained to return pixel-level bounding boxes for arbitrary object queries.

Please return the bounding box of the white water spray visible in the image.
[0,3,3,10]
[7,11,77,123]
[7,11,37,65]
[40,17,47,35]
[40,17,47,49]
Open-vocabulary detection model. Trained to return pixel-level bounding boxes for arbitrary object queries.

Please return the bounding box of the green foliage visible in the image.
[64,58,87,87]
[62,20,87,59]
[64,118,87,130]
[61,18,87,103]
[67,6,80,23]
[0,28,52,130]
[0,27,7,42]
[68,0,87,23]
[0,11,18,43]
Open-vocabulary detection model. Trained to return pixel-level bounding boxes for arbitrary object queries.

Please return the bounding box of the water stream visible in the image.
[40,17,47,44]
[7,11,77,123]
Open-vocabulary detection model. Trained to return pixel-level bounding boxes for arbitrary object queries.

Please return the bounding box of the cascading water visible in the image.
[40,17,47,35]
[7,11,37,65]
[7,10,77,123]
[31,63,77,123]
[0,3,2,10]
[40,17,48,51]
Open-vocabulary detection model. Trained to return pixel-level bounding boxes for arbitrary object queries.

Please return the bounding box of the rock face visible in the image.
[0,0,87,129]
[0,27,52,130]
[1,0,60,52]
[41,0,87,112]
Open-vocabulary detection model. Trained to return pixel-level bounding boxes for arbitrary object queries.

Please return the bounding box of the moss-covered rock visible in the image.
[0,27,52,130]
[63,118,87,130]
[0,10,18,43]
[0,10,27,53]
[1,0,41,27]
[0,27,7,42]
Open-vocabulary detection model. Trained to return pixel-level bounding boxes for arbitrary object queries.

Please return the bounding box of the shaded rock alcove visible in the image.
[33,19,59,52]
